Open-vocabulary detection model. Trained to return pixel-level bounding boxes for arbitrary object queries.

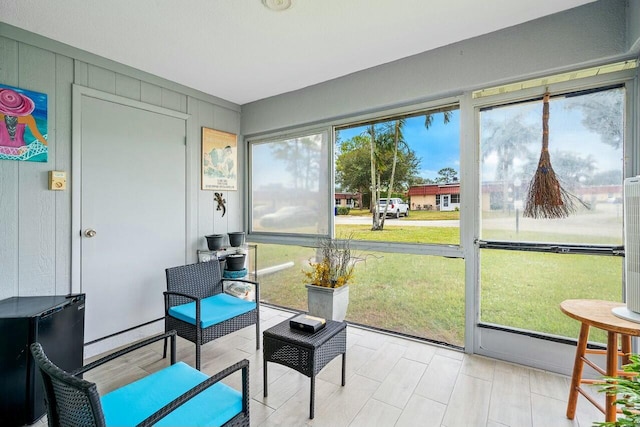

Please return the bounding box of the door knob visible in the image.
[84,229,97,238]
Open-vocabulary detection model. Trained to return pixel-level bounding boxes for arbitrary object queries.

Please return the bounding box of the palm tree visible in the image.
[368,124,382,230]
[378,119,405,229]
[481,114,536,211]
[370,109,453,230]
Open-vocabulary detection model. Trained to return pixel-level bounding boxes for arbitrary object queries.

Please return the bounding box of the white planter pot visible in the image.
[306,284,349,321]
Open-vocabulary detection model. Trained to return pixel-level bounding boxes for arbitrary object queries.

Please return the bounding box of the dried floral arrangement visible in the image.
[303,235,358,288]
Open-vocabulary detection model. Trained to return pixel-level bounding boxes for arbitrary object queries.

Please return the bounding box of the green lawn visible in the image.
[347,208,460,221]
[344,225,459,245]
[254,223,621,347]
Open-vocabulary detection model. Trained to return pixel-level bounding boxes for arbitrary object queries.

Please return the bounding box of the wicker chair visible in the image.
[163,261,260,370]
[30,330,250,427]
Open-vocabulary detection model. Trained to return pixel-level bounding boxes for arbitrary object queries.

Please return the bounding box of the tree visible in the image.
[270,135,320,190]
[481,114,536,181]
[522,149,595,191]
[337,110,451,230]
[378,119,405,228]
[336,135,373,194]
[567,89,624,149]
[435,167,458,183]
[374,112,451,229]
[409,176,434,185]
[336,129,418,208]
[369,124,381,230]
[589,169,622,186]
[425,110,452,129]
[481,114,537,211]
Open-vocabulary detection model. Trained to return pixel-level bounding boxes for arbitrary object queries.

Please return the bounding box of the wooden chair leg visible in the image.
[605,332,618,423]
[622,334,632,366]
[567,323,589,419]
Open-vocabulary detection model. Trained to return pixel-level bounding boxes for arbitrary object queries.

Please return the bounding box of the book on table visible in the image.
[289,314,326,333]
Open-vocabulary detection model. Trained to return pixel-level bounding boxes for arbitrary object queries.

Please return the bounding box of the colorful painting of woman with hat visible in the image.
[0,84,48,162]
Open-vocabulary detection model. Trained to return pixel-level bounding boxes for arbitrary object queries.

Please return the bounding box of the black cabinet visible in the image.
[0,294,85,426]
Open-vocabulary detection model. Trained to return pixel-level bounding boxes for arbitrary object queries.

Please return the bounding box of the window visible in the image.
[479,85,625,342]
[480,86,624,245]
[250,130,330,236]
[335,105,460,244]
[254,242,465,347]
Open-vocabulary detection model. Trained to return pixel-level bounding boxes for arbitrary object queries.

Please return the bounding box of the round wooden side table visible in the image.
[560,299,640,423]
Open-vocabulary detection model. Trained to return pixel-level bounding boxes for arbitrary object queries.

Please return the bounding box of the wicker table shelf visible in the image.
[197,244,257,282]
[263,317,347,419]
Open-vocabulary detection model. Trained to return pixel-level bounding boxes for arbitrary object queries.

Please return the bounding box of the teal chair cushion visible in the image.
[101,361,242,426]
[168,293,256,328]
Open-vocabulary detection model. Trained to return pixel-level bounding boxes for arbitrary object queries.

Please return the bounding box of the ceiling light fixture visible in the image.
[262,0,292,11]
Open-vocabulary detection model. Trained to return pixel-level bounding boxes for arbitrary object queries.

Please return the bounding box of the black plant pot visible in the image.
[225,254,246,271]
[228,232,245,247]
[205,234,224,251]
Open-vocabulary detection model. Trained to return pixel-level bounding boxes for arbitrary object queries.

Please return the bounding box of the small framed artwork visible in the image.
[0,84,48,162]
[202,127,237,191]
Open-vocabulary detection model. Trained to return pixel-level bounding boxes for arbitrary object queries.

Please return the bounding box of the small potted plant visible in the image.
[303,235,359,321]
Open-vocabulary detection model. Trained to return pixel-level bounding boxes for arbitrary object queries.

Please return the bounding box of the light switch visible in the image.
[49,171,67,190]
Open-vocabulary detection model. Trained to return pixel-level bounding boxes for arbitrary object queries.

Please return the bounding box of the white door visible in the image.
[442,195,450,211]
[77,92,187,343]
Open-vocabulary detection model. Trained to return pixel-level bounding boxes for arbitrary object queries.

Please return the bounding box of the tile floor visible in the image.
[33,306,606,426]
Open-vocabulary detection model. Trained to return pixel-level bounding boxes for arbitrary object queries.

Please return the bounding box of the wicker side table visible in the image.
[263,317,347,419]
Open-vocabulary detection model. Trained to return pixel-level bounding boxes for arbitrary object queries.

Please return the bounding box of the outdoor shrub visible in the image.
[337,206,351,215]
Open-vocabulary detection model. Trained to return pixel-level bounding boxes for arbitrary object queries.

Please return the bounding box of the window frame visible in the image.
[332,99,464,257]
[475,80,633,255]
[247,126,334,247]
[246,97,465,258]
[468,67,638,357]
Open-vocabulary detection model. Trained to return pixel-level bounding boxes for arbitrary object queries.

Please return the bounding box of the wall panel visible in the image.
[0,36,19,299]
[17,43,56,295]
[0,28,241,299]
[54,54,74,294]
[195,99,216,240]
[186,97,201,261]
[213,105,242,234]
[115,73,141,100]
[140,81,162,106]
[161,88,187,113]
[73,60,88,87]
[87,64,116,94]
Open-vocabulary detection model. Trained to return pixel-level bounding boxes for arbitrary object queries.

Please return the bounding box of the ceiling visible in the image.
[1,0,595,105]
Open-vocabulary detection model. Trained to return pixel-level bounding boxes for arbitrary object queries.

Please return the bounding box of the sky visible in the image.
[480,91,623,182]
[252,111,462,190]
[252,88,623,190]
[336,110,461,181]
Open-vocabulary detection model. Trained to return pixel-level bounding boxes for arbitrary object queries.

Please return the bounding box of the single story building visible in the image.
[408,183,460,211]
[335,192,362,208]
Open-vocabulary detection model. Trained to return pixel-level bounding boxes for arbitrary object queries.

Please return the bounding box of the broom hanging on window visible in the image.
[523,91,585,219]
